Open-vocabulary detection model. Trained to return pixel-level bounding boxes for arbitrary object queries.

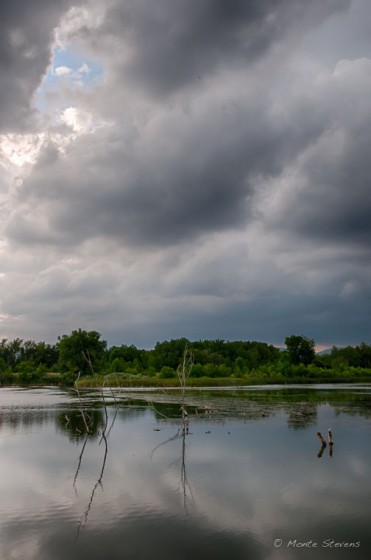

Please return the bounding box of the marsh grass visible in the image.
[74,372,371,388]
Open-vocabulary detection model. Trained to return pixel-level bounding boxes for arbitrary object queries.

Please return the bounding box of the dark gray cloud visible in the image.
[267,58,371,252]
[75,0,350,96]
[6,79,328,249]
[1,0,371,348]
[295,143,371,247]
[0,0,80,132]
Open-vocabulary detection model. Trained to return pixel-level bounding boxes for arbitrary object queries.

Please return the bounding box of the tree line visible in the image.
[1,329,371,385]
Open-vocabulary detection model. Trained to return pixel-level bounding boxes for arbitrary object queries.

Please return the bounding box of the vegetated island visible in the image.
[1,329,371,387]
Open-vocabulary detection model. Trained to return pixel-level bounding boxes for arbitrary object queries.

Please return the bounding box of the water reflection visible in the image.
[1,385,371,433]
[316,430,334,459]
[317,443,334,459]
[76,431,108,534]
[0,408,54,432]
[72,393,121,534]
[150,418,194,513]
[1,385,371,560]
[286,402,317,429]
[56,409,106,441]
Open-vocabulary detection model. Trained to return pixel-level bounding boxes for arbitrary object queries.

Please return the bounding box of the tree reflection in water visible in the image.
[66,378,121,536]
[76,432,108,535]
[150,346,195,511]
[150,414,194,512]
[180,428,194,511]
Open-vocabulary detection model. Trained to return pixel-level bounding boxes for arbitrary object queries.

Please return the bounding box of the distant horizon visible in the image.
[0,330,363,353]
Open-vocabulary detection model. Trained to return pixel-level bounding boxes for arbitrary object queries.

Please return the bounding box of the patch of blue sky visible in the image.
[48,46,104,86]
[35,45,104,112]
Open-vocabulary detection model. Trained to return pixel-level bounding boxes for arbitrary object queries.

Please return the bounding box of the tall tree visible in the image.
[58,329,107,375]
[284,335,315,366]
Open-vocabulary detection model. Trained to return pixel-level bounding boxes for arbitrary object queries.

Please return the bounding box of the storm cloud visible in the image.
[0,0,370,348]
[7,82,327,248]
[78,0,351,95]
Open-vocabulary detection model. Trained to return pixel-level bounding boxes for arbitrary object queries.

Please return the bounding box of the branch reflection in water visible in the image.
[76,432,108,535]
[150,411,195,512]
[180,427,194,511]
[73,347,195,534]
[71,376,121,536]
[150,345,195,510]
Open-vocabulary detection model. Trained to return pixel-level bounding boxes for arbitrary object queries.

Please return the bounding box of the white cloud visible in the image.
[78,63,90,74]
[54,65,73,76]
[55,2,106,50]
[0,133,46,168]
[60,106,93,132]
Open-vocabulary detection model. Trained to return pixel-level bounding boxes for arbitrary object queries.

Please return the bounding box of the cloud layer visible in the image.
[1,0,370,348]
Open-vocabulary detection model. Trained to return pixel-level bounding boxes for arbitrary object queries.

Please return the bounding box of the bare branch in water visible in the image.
[105,403,119,440]
[73,359,121,536]
[177,345,194,435]
[148,345,195,511]
[73,433,89,492]
[73,371,91,433]
[77,432,109,536]
[149,429,181,462]
[180,431,195,511]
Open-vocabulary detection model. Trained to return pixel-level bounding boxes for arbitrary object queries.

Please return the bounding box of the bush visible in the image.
[0,369,15,385]
[60,370,78,386]
[159,366,176,378]
[191,363,205,378]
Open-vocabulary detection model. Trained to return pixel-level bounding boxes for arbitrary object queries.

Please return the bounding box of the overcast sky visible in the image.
[1,0,371,349]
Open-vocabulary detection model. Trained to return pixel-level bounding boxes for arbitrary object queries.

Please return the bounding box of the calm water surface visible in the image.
[0,384,371,560]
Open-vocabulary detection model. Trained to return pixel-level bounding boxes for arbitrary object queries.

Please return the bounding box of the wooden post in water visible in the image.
[328,428,334,457]
[328,428,333,445]
[316,432,327,447]
[317,444,326,458]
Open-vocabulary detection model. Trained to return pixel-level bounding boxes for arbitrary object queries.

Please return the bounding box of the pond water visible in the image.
[0,384,371,560]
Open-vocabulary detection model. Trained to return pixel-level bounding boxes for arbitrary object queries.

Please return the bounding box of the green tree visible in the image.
[0,338,23,369]
[57,329,107,375]
[357,343,371,368]
[108,344,146,372]
[153,338,190,369]
[285,335,315,366]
